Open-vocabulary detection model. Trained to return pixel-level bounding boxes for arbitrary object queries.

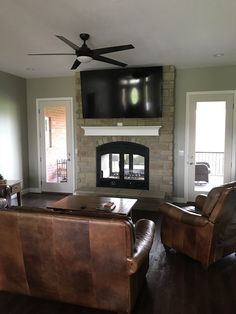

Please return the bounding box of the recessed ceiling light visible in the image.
[213,53,224,57]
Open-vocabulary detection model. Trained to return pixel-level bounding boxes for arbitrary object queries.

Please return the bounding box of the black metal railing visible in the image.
[195,152,224,176]
[56,159,67,183]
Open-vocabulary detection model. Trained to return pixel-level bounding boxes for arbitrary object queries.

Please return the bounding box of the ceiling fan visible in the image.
[28,33,134,70]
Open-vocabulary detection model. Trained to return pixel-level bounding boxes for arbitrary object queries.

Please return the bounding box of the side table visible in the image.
[0,180,22,207]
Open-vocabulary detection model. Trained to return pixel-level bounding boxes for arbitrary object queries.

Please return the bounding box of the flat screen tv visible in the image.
[80,66,163,118]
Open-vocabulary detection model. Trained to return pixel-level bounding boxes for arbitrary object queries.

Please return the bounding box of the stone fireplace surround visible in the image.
[75,65,175,200]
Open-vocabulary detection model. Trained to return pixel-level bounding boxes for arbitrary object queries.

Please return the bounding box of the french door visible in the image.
[37,98,74,193]
[185,93,234,201]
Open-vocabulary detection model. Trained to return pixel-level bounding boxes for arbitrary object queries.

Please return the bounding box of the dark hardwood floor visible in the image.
[3,193,236,314]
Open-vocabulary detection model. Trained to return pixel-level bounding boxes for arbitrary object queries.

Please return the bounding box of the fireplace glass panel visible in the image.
[124,154,145,180]
[97,141,149,189]
[100,153,120,179]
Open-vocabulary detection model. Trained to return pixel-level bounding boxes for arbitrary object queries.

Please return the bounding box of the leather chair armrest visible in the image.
[195,194,207,210]
[159,202,209,227]
[127,219,155,275]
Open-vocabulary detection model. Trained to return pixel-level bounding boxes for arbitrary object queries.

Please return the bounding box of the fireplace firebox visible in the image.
[96,141,149,190]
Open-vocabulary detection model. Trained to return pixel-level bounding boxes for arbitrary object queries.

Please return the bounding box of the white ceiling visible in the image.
[1,0,236,78]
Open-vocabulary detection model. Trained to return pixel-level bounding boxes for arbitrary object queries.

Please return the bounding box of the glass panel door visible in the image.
[185,93,234,201]
[44,105,68,183]
[195,101,225,191]
[38,98,74,193]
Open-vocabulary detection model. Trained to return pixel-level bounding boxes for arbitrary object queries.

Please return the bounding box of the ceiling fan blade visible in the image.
[71,59,81,70]
[93,44,134,55]
[93,55,127,67]
[56,35,80,51]
[28,53,76,55]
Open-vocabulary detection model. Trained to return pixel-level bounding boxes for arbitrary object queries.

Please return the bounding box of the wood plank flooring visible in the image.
[2,193,236,314]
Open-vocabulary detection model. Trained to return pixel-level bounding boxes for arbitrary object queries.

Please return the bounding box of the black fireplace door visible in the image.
[96,141,149,190]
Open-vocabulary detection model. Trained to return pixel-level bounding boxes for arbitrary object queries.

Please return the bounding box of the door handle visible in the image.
[187,161,194,165]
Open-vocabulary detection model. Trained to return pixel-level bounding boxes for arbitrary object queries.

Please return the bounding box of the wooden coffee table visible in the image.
[47,195,137,218]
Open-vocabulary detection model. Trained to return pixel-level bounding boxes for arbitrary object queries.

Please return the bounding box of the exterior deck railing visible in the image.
[195,152,224,176]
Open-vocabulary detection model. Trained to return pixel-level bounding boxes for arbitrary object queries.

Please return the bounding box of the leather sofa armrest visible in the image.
[195,194,207,210]
[127,219,155,275]
[159,203,209,227]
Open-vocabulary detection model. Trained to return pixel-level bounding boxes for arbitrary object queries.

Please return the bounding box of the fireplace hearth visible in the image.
[96,141,149,190]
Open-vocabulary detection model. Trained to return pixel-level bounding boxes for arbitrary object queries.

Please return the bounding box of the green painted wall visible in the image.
[26,76,76,189]
[175,65,236,197]
[0,71,28,187]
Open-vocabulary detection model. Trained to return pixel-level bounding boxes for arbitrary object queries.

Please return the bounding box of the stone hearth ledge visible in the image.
[81,125,162,136]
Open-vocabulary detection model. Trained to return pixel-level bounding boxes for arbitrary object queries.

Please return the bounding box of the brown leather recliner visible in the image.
[0,207,155,314]
[159,181,236,268]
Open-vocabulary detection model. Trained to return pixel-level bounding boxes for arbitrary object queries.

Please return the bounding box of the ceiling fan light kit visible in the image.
[28,33,134,70]
[77,55,93,63]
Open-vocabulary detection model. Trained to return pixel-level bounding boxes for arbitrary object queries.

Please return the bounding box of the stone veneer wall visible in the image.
[75,65,175,199]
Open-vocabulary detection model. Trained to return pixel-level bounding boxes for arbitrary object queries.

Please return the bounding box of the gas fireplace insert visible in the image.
[96,141,149,190]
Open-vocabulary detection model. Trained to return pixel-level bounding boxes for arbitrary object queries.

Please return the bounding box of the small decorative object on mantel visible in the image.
[0,174,7,185]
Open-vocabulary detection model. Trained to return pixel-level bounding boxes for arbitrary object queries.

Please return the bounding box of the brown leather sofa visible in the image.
[0,207,155,313]
[159,181,236,268]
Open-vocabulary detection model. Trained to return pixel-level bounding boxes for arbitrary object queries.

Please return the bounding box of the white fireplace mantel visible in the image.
[81,125,162,137]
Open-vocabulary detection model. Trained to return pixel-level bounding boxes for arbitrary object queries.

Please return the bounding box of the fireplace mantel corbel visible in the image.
[81,126,162,136]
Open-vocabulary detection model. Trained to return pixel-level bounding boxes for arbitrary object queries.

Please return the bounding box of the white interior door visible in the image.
[185,93,234,201]
[37,98,74,193]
